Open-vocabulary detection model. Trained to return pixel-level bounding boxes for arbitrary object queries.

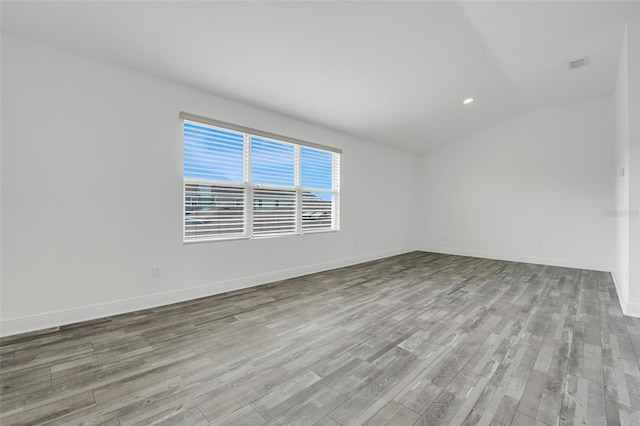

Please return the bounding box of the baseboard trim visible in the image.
[625,303,640,318]
[610,271,635,317]
[0,247,414,337]
[421,245,640,317]
[418,245,613,272]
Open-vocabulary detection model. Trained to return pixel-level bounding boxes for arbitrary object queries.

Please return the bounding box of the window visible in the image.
[182,112,340,242]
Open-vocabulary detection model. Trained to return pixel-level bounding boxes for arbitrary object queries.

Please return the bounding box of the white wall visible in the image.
[417,97,615,272]
[614,22,631,309]
[0,34,418,336]
[3,25,634,335]
[613,11,640,316]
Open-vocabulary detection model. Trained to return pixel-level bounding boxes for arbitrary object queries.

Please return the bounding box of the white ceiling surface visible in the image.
[0,1,635,153]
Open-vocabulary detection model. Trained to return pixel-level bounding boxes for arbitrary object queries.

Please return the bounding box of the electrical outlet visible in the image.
[151,267,160,279]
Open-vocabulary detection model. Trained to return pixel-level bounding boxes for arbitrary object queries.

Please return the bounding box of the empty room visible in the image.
[1,1,639,425]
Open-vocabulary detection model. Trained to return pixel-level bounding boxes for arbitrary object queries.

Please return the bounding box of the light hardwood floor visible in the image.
[1,251,640,425]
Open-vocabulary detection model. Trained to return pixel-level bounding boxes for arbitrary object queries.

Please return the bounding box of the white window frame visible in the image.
[181,112,341,243]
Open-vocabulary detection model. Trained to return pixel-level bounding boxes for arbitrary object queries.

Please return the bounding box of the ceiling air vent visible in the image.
[568,56,590,70]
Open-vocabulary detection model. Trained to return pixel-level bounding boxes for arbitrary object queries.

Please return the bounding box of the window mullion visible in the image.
[246,185,253,238]
[294,145,302,234]
[245,134,253,237]
[332,153,340,231]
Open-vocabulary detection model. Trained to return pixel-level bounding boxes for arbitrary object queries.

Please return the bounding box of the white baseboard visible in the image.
[610,271,634,317]
[423,245,640,318]
[610,271,640,318]
[625,303,640,318]
[0,247,414,337]
[418,245,613,273]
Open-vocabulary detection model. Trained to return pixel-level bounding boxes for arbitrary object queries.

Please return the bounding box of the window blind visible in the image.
[182,116,340,242]
[253,188,297,236]
[250,137,295,186]
[184,183,245,240]
[180,111,342,154]
[183,121,245,182]
[300,146,340,232]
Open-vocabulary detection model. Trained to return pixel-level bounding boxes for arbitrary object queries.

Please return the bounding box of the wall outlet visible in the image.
[151,267,160,279]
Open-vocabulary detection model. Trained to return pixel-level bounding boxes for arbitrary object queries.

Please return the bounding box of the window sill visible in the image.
[183,229,339,244]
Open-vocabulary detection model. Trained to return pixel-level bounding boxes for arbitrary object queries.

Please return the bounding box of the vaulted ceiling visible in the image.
[1,1,636,153]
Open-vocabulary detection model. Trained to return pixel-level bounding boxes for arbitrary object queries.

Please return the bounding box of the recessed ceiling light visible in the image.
[463,97,475,105]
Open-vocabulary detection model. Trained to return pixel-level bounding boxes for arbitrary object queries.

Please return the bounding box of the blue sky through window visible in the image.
[183,122,244,182]
[184,122,334,200]
[251,137,294,186]
[301,147,333,200]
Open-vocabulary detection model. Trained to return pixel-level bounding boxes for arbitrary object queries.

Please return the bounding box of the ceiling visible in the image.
[1,1,636,153]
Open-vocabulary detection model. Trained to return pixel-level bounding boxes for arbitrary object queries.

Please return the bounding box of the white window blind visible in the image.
[183,121,245,182]
[253,188,297,236]
[185,183,245,240]
[300,146,339,232]
[183,122,246,241]
[251,137,295,186]
[182,114,340,242]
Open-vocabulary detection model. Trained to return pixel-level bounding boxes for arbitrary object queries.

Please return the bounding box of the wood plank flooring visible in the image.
[1,251,640,425]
